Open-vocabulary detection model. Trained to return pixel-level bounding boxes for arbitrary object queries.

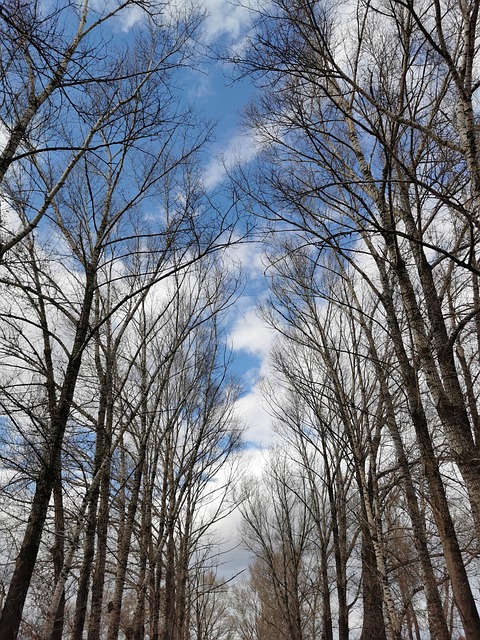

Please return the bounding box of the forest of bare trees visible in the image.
[226,0,480,638]
[0,2,242,639]
[1,0,480,639]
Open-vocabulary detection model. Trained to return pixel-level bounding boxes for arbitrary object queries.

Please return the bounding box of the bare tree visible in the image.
[0,0,205,257]
[240,451,316,640]
[69,258,241,640]
[227,1,480,637]
[189,570,234,640]
[262,378,355,640]
[0,16,238,637]
[260,237,479,637]
[232,0,480,554]
[226,579,262,640]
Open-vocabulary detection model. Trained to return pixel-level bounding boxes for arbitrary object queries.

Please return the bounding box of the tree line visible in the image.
[226,1,480,639]
[1,1,480,639]
[0,2,242,639]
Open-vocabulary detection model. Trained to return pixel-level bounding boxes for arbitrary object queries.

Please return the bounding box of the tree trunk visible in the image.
[132,474,154,640]
[87,453,112,640]
[320,539,333,640]
[71,419,108,640]
[396,200,480,539]
[161,522,177,640]
[0,260,96,639]
[370,244,480,640]
[49,455,65,640]
[360,512,387,640]
[106,440,147,640]
[344,271,451,640]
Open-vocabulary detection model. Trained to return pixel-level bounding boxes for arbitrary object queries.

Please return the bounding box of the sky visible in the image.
[1,0,274,582]
[171,0,278,576]
[181,2,278,451]
[114,0,276,452]
[94,0,276,579]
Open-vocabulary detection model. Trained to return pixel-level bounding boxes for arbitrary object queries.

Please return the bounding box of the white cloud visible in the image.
[201,0,253,42]
[113,0,263,43]
[114,3,146,31]
[228,239,265,282]
[203,130,260,189]
[195,446,269,579]
[235,387,273,446]
[230,305,274,361]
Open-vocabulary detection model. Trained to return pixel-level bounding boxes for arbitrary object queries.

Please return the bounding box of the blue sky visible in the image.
[116,0,276,449]
[172,2,278,575]
[187,5,277,450]
[105,4,275,525]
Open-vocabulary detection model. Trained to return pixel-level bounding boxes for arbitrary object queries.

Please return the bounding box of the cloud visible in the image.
[227,238,266,283]
[212,446,269,577]
[234,388,273,447]
[203,130,260,189]
[230,306,273,361]
[113,0,262,43]
[227,296,275,446]
[201,0,253,42]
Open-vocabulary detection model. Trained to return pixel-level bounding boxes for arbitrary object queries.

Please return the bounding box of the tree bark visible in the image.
[359,503,387,640]
[369,244,480,640]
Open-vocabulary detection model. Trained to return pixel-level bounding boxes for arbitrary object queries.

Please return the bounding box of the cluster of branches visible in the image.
[0,2,243,639]
[226,0,480,639]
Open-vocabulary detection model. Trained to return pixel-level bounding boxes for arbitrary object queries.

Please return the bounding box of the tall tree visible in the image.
[230,1,480,636]
[233,0,480,549]
[0,6,237,636]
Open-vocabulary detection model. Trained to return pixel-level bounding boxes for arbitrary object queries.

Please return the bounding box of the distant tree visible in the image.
[262,380,354,640]
[189,569,234,640]
[240,452,315,640]
[226,579,262,640]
